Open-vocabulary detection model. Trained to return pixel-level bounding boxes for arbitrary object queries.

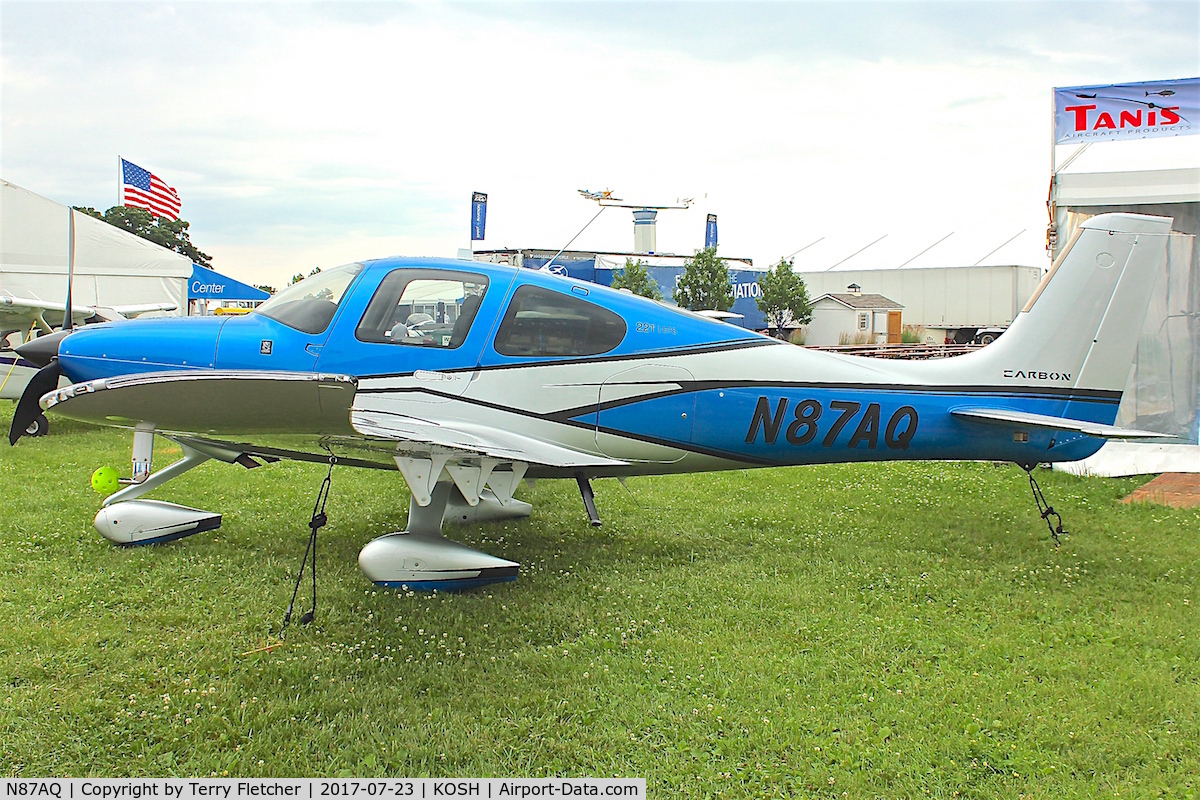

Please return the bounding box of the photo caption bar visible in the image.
[2,779,645,800]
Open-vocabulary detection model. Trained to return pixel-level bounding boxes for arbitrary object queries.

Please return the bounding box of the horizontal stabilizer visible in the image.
[951,408,1172,440]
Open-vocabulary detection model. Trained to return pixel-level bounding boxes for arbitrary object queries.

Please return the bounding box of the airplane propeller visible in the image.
[8,330,70,445]
[10,209,79,444]
[63,209,75,332]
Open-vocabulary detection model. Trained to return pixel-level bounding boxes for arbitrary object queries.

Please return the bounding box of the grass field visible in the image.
[1,406,1198,797]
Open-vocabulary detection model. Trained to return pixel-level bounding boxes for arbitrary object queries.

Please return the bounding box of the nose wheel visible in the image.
[24,413,49,437]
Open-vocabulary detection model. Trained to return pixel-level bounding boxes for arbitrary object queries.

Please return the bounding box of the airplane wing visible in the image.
[350,407,625,469]
[951,408,1173,440]
[93,302,179,320]
[0,296,176,329]
[0,295,98,331]
[41,370,358,433]
[40,369,625,472]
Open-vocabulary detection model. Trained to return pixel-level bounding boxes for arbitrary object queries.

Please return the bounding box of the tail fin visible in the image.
[973,212,1172,393]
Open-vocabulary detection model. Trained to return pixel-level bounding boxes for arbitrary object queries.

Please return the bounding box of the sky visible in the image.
[2,1,1198,289]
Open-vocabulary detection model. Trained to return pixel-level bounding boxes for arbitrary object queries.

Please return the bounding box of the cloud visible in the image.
[2,2,1196,288]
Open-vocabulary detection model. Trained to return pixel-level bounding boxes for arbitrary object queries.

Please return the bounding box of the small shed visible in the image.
[805,289,904,346]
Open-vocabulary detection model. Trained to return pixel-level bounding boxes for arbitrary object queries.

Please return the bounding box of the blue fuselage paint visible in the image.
[58,317,228,378]
[586,384,1111,465]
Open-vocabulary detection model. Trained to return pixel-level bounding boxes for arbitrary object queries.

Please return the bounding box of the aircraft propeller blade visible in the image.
[63,208,76,331]
[9,359,61,445]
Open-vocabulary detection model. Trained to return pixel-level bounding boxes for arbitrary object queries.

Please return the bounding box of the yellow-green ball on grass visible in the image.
[91,466,120,496]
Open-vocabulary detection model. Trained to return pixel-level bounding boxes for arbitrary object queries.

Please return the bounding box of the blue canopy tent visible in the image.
[188,264,270,308]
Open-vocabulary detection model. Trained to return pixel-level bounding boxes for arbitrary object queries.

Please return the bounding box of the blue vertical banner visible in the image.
[471,192,488,241]
[705,214,718,250]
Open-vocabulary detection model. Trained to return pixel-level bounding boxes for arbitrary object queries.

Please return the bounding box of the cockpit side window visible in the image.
[355,269,489,349]
[254,263,363,335]
[494,285,626,357]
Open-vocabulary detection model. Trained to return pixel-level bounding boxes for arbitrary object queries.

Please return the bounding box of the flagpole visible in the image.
[117,155,123,208]
[1047,92,1057,264]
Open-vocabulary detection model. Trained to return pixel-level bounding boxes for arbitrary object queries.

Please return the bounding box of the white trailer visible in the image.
[795,264,1043,343]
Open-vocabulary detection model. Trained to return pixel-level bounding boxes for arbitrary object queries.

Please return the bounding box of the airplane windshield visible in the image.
[254,263,364,334]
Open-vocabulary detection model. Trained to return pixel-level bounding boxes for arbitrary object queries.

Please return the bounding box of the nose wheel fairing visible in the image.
[95,499,222,546]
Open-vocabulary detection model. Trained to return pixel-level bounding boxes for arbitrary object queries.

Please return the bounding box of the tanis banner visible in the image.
[1054,77,1198,144]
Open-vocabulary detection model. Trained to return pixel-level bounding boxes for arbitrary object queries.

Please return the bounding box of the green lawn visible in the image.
[1,406,1197,797]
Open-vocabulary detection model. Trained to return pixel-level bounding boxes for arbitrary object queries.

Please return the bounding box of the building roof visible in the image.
[473,248,756,269]
[816,292,904,310]
[1056,167,1200,206]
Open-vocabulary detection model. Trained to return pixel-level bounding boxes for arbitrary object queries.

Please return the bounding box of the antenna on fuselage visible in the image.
[540,192,614,273]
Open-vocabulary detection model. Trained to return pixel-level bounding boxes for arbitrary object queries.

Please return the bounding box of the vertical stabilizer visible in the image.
[972,213,1171,393]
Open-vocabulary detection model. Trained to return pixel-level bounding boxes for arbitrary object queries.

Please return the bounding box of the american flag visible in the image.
[120,158,182,220]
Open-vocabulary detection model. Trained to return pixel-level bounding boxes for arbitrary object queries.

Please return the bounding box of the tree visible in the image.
[756,257,813,338]
[254,284,277,295]
[673,247,733,311]
[610,258,662,301]
[75,206,212,267]
[287,266,323,286]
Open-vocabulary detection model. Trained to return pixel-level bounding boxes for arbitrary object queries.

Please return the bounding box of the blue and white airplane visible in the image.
[8,213,1174,592]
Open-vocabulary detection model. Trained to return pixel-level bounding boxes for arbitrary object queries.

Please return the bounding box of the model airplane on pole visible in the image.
[9,213,1174,592]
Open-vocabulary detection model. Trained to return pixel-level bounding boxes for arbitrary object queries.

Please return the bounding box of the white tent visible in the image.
[1050,166,1200,476]
[0,179,191,313]
[1055,167,1200,209]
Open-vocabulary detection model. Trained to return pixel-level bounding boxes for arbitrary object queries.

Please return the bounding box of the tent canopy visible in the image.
[1,179,191,313]
[1056,168,1200,207]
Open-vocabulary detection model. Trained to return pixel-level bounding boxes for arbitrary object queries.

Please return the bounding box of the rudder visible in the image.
[978,213,1171,393]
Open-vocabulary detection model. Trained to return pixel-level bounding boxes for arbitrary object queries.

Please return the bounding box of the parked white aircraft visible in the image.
[1,294,176,432]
